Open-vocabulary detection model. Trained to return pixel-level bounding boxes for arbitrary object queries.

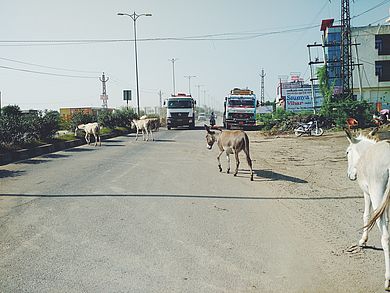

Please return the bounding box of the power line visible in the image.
[351,0,390,20]
[0,56,100,74]
[0,1,385,48]
[0,64,97,78]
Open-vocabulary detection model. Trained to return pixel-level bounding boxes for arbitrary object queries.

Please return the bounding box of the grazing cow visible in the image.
[345,128,390,290]
[131,119,154,141]
[204,124,254,181]
[346,117,358,132]
[75,122,101,146]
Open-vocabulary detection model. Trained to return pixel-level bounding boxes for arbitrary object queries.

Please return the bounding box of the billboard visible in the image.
[285,88,323,113]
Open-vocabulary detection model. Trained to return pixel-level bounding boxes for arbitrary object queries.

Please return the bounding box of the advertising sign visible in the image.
[285,88,323,113]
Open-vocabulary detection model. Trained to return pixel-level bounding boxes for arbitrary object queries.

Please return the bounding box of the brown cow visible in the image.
[204,125,254,181]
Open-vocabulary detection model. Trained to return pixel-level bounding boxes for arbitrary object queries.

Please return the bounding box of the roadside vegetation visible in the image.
[0,106,140,153]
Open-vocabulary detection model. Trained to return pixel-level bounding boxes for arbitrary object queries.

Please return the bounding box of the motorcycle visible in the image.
[294,119,323,137]
[210,116,216,127]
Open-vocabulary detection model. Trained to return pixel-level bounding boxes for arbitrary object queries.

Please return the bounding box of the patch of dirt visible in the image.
[246,130,388,292]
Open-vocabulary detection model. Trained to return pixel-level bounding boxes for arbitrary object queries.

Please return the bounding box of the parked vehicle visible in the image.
[223,88,259,129]
[294,119,324,137]
[197,113,206,121]
[164,93,196,130]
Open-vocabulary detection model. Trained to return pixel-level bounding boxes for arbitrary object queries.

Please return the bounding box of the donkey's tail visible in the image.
[366,168,390,231]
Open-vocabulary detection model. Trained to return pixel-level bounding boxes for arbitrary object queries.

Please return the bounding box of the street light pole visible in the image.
[169,58,178,96]
[118,11,152,116]
[184,75,196,95]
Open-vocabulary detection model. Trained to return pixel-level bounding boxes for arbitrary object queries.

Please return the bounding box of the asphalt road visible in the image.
[0,127,378,292]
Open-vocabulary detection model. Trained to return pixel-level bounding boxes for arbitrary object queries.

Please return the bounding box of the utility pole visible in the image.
[307,42,324,114]
[158,90,163,115]
[260,68,266,105]
[196,84,203,107]
[341,0,353,99]
[99,72,109,109]
[184,75,196,95]
[203,89,207,109]
[169,58,178,96]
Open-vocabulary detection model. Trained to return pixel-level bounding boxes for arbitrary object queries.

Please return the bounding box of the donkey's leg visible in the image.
[379,216,390,290]
[93,133,98,147]
[85,133,90,145]
[359,192,371,246]
[135,128,139,141]
[146,128,152,141]
[244,149,254,181]
[234,151,240,176]
[371,187,390,290]
[216,151,224,172]
[150,128,154,141]
[226,153,231,174]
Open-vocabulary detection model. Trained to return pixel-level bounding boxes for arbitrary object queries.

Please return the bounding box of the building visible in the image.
[352,25,390,110]
[321,19,343,96]
[60,107,114,121]
[321,19,390,110]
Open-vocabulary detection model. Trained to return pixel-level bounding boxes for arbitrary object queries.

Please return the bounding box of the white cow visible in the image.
[75,122,101,146]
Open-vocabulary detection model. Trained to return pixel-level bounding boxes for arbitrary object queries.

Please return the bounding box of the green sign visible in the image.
[123,90,132,101]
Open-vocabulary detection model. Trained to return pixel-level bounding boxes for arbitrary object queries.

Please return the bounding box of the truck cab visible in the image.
[223,88,259,129]
[164,93,196,130]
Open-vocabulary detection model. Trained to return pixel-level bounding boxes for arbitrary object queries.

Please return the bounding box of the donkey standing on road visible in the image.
[75,122,101,146]
[204,125,254,181]
[345,128,390,290]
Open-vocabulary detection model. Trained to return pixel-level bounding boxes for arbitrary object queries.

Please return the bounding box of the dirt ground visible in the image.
[245,129,389,292]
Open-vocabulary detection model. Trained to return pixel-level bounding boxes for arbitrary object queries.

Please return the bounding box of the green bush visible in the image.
[98,108,137,129]
[38,110,60,140]
[70,112,96,132]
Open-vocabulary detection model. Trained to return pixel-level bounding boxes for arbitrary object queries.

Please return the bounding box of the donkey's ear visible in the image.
[344,127,356,143]
[369,126,379,137]
[204,124,215,134]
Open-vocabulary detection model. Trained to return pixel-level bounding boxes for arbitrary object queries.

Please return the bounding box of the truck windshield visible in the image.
[167,100,192,108]
[228,99,254,106]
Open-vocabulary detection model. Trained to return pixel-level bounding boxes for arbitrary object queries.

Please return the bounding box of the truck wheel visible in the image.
[190,122,195,129]
[167,126,171,130]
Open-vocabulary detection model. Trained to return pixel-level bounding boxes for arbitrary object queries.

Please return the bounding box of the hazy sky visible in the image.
[1,0,388,111]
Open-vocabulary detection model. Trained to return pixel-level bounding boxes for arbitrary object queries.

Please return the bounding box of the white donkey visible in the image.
[75,122,101,146]
[345,128,390,290]
[131,119,154,141]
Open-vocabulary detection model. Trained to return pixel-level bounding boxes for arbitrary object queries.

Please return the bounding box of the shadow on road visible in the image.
[103,144,126,147]
[363,245,383,251]
[0,170,26,178]
[254,169,308,183]
[104,139,125,143]
[42,153,69,159]
[154,139,176,143]
[233,169,308,183]
[63,148,94,152]
[0,193,362,201]
[15,159,50,165]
